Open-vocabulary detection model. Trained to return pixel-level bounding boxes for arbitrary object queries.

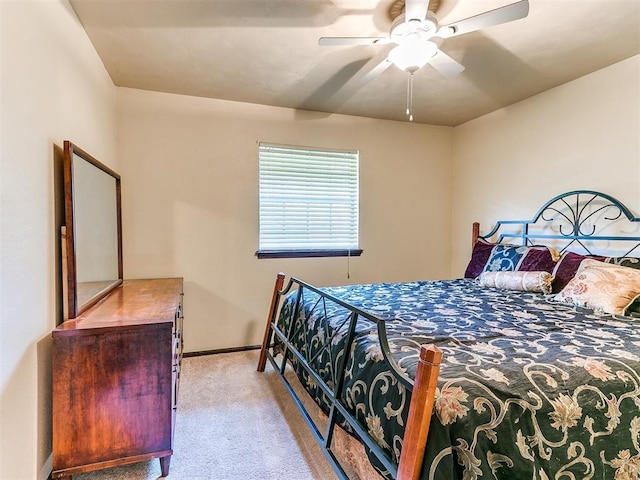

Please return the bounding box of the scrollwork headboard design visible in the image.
[480,190,640,256]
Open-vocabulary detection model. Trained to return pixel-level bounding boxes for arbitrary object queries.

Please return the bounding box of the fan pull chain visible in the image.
[406,73,414,122]
[406,73,411,116]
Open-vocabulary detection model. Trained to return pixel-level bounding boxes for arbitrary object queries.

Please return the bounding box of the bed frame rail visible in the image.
[257,273,442,480]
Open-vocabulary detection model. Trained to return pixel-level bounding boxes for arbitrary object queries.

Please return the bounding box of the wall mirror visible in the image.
[63,140,122,319]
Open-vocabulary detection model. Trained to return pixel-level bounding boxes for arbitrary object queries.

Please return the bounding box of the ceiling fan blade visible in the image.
[319,37,390,46]
[429,50,465,77]
[360,58,393,84]
[404,0,430,22]
[437,0,529,38]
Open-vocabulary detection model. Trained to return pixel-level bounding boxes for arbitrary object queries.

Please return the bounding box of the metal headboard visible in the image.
[480,190,640,256]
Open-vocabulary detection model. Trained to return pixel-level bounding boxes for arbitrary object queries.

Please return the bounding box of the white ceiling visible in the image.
[69,0,640,126]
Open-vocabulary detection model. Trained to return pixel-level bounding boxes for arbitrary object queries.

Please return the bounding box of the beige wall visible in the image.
[0,1,117,479]
[451,55,640,275]
[1,1,636,474]
[117,88,454,352]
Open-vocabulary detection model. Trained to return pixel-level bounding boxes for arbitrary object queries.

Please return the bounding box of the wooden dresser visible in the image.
[52,278,184,479]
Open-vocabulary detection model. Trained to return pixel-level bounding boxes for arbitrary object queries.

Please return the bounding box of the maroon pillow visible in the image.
[464,239,494,278]
[552,252,605,293]
[518,247,558,273]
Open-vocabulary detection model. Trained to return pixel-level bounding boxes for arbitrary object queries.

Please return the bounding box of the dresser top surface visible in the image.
[55,278,183,332]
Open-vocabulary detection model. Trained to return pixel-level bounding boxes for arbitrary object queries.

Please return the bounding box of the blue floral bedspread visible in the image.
[275,278,640,480]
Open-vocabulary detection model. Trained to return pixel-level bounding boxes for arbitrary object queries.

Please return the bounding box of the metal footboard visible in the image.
[257,273,442,480]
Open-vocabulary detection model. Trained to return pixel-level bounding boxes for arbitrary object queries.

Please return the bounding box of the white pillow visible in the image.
[478,271,554,294]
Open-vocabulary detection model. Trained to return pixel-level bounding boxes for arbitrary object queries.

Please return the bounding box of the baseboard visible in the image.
[183,344,261,357]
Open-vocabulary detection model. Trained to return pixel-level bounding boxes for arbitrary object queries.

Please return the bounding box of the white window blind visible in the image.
[258,143,359,254]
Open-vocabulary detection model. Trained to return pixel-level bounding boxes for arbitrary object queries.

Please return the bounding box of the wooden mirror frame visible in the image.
[63,141,123,319]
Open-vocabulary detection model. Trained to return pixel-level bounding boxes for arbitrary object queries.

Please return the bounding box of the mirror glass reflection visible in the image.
[73,154,120,307]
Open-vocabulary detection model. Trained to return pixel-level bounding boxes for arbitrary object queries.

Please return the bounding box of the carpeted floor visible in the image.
[75,350,338,480]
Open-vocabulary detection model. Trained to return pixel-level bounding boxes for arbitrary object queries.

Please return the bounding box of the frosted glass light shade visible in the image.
[388,41,438,72]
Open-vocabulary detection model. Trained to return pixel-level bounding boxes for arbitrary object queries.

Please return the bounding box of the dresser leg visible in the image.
[160,455,171,477]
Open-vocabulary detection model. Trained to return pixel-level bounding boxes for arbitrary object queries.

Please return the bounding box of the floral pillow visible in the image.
[554,259,640,315]
[464,239,559,279]
[552,253,640,294]
[478,271,554,294]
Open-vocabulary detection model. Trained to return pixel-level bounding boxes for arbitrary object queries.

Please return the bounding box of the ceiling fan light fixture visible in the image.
[388,41,437,72]
[317,0,531,121]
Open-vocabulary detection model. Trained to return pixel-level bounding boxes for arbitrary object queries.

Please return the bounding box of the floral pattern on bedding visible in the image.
[275,279,640,480]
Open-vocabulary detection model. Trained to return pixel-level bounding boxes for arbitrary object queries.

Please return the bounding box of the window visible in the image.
[257,143,361,258]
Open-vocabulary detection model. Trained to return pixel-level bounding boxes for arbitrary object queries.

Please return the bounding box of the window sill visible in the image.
[256,249,363,259]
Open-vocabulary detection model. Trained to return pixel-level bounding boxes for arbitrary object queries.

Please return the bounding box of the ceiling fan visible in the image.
[319,0,530,120]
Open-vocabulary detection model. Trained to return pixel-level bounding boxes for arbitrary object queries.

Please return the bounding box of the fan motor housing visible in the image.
[390,13,439,43]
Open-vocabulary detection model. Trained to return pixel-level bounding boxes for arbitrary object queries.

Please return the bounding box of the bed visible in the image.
[257,190,640,480]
